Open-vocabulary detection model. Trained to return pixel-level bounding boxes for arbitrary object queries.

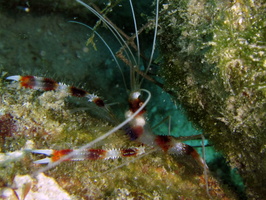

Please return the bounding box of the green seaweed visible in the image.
[159,0,266,199]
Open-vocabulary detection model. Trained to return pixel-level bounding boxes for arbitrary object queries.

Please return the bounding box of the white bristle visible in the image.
[137,146,145,155]
[105,148,120,159]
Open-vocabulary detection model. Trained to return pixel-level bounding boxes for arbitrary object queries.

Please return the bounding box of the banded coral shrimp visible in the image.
[0,0,237,199]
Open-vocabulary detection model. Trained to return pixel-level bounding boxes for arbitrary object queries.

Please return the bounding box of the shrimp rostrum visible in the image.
[1,0,236,199]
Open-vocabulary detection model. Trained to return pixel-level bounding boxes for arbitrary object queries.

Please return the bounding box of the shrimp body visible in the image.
[5,0,206,169]
[7,75,205,169]
[125,90,207,169]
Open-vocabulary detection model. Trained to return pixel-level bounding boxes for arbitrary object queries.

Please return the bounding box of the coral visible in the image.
[159,0,266,199]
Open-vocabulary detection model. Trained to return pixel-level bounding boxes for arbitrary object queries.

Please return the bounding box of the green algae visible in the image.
[159,0,266,199]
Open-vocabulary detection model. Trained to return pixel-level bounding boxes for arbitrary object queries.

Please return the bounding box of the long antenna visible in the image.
[129,0,140,90]
[69,21,128,91]
[76,0,138,84]
[140,0,159,86]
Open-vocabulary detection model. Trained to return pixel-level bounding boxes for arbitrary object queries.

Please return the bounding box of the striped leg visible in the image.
[31,146,145,164]
[6,75,104,107]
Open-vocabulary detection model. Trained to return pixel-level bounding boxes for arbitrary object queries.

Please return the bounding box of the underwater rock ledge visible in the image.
[159,0,266,199]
